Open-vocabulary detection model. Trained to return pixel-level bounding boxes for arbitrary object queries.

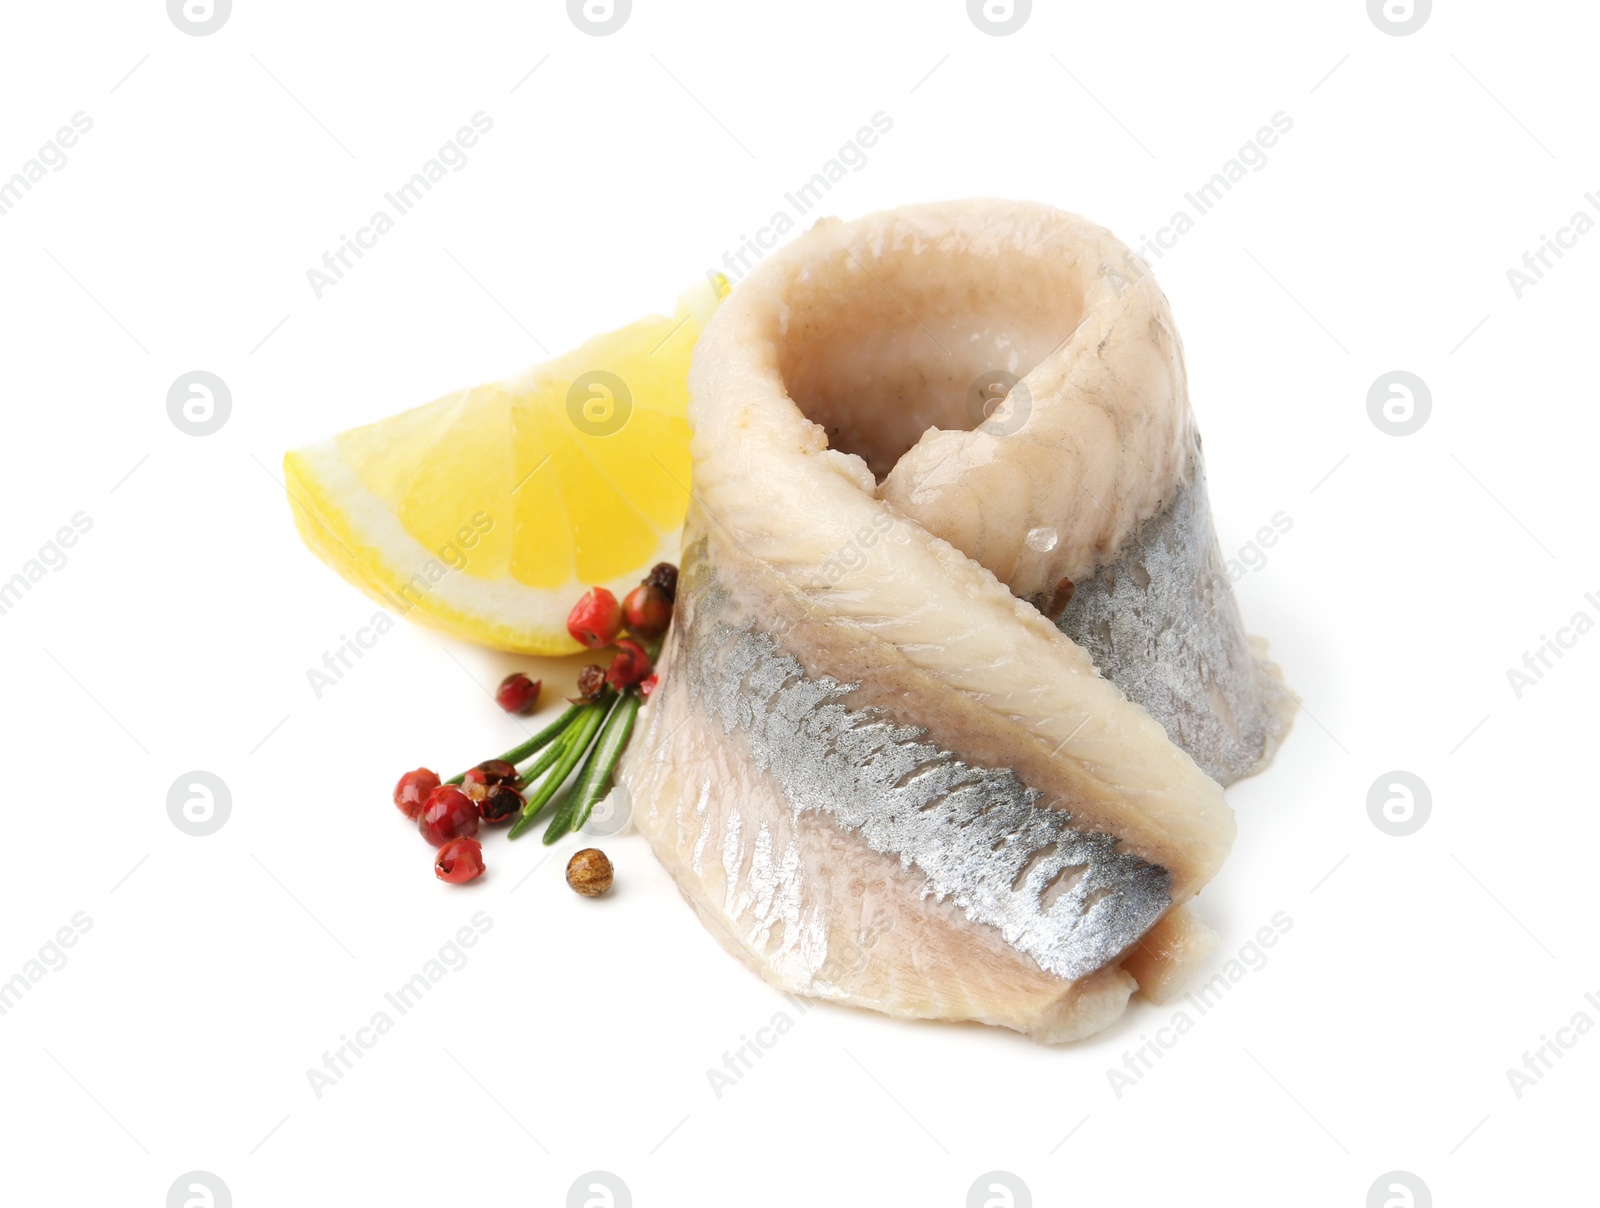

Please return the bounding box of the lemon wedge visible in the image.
[284,279,722,654]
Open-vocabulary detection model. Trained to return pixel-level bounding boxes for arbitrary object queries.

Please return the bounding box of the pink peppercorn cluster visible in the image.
[388,563,677,884]
[390,759,524,884]
[564,561,677,691]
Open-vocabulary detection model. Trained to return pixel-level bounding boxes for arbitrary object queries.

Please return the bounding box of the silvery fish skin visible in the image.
[1053,449,1291,783]
[620,199,1288,1042]
[679,574,1172,985]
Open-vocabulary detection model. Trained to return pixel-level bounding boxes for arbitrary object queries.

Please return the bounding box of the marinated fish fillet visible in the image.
[619,199,1294,1042]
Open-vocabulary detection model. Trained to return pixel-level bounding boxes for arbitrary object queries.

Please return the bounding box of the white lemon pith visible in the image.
[284,280,722,654]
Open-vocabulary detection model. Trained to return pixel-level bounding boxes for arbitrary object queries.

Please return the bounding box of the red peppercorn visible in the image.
[567,587,623,649]
[495,672,541,714]
[479,783,524,825]
[622,583,673,641]
[393,768,441,819]
[640,673,660,698]
[645,562,678,603]
[418,785,480,846]
[435,838,485,884]
[606,639,654,690]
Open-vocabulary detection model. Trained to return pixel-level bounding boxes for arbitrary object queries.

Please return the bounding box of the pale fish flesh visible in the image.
[619,199,1294,1042]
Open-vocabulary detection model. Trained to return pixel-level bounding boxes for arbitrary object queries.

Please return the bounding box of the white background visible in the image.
[1,1,1595,1205]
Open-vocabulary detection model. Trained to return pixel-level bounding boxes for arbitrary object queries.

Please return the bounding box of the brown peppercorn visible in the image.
[474,759,518,785]
[478,782,524,825]
[644,561,678,604]
[573,663,607,703]
[566,848,614,896]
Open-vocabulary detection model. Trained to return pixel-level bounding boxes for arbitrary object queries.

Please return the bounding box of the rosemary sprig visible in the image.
[445,702,584,786]
[541,698,621,844]
[513,731,570,789]
[541,690,640,844]
[567,691,642,837]
[506,692,613,839]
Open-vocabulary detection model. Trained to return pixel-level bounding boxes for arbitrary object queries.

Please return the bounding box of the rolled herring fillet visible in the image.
[618,199,1294,1042]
